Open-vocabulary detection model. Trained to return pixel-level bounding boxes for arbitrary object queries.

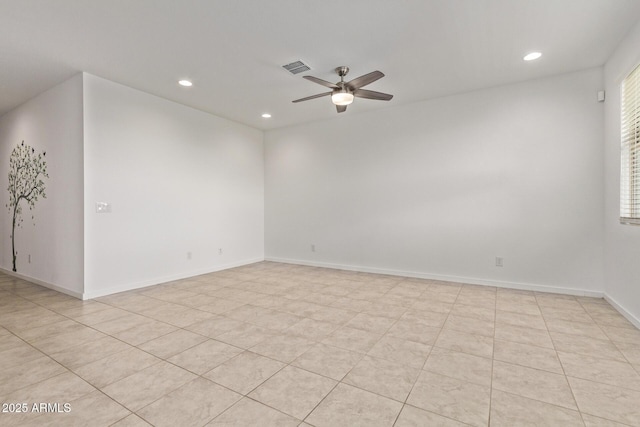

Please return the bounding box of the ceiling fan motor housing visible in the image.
[336,66,350,78]
[333,67,352,103]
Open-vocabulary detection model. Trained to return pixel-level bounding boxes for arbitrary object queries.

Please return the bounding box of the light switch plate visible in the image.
[96,202,111,213]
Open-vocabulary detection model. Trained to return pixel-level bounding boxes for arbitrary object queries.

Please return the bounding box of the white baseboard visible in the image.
[265,256,604,298]
[82,257,265,300]
[604,293,640,329]
[0,268,83,299]
[4,256,621,317]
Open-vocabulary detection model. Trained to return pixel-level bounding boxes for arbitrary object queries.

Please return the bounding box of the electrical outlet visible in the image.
[496,256,503,267]
[218,248,223,255]
[187,252,192,260]
[311,244,316,252]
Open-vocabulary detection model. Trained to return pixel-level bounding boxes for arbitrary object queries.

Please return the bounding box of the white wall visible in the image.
[265,68,605,295]
[83,74,264,298]
[603,21,640,326]
[0,74,84,296]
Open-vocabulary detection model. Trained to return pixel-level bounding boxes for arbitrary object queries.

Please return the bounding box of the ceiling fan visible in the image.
[293,66,393,113]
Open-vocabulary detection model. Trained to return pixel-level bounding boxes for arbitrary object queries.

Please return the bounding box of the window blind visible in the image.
[621,63,640,225]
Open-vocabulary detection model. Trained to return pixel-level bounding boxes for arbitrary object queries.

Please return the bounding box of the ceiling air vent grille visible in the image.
[282,60,311,75]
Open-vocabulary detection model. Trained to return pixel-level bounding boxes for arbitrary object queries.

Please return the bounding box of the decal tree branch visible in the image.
[7,141,48,272]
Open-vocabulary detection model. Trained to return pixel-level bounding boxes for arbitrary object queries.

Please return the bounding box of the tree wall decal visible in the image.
[6,141,48,272]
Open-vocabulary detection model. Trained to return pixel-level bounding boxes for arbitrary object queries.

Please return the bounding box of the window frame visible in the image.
[620,62,640,226]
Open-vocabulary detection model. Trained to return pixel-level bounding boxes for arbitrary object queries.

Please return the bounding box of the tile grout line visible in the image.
[392,282,465,426]
[537,293,586,426]
[487,288,497,427]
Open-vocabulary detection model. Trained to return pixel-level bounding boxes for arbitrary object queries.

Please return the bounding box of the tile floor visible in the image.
[0,262,639,426]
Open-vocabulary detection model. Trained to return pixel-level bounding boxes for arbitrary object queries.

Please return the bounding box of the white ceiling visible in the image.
[1,0,640,130]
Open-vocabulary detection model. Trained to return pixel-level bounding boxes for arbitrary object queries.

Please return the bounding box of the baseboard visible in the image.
[0,268,83,299]
[2,256,612,307]
[82,257,265,300]
[604,293,640,329]
[265,256,604,298]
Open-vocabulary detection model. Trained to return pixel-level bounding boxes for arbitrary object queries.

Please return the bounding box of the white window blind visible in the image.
[621,63,640,225]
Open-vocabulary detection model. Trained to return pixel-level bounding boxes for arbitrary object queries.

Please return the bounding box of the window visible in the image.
[621,63,640,225]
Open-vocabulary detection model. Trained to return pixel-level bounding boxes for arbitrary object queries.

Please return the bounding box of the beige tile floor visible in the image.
[0,262,639,426]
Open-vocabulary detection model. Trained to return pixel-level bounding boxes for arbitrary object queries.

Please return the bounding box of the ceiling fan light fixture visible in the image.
[331,90,354,106]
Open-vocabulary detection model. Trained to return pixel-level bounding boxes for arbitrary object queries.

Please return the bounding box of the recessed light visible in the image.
[523,52,542,61]
[178,79,193,87]
[261,113,272,118]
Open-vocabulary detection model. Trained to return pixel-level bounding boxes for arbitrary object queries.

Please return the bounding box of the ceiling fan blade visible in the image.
[303,75,339,89]
[336,105,347,113]
[346,71,384,90]
[292,92,332,103]
[353,89,393,101]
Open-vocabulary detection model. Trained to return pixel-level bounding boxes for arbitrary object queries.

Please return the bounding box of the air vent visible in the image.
[282,60,311,75]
